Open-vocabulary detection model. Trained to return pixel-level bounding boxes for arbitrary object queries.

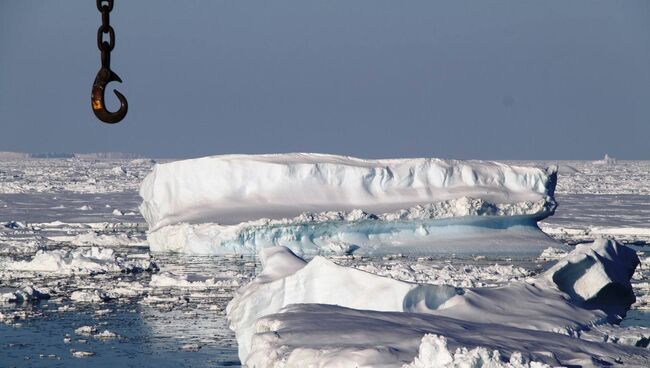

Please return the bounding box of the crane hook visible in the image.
[92,67,128,124]
[93,0,127,124]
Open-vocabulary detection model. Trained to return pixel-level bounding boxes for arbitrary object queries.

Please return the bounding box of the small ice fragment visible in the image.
[75,326,96,335]
[180,343,201,352]
[94,330,117,339]
[538,247,569,261]
[70,290,110,303]
[71,350,95,358]
[111,166,127,175]
[94,308,112,316]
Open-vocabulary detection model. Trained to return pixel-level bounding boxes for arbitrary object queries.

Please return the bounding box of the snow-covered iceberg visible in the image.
[140,154,561,255]
[226,239,648,366]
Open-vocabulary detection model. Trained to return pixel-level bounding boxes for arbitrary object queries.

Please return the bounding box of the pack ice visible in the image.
[227,239,649,367]
[140,153,562,255]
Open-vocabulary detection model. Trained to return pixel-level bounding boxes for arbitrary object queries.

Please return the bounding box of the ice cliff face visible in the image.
[139,154,560,255]
[226,239,644,367]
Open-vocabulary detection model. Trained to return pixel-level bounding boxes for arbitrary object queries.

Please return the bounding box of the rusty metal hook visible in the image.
[92,67,128,124]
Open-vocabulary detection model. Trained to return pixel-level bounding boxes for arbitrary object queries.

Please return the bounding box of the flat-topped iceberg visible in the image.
[226,239,648,367]
[140,153,560,255]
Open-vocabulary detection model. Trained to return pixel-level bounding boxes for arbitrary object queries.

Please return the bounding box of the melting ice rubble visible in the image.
[226,239,650,367]
[1,246,157,275]
[140,153,563,256]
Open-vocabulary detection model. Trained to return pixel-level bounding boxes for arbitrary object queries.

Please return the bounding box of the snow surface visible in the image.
[142,153,559,255]
[249,304,649,367]
[227,240,646,366]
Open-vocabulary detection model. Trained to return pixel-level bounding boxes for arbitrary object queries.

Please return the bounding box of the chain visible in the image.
[92,0,128,124]
[96,0,115,68]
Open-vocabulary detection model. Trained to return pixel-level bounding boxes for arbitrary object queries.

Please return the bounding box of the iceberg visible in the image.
[226,239,648,366]
[140,153,561,255]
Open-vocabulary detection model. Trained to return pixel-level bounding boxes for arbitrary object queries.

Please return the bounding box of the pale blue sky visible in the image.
[1,1,649,159]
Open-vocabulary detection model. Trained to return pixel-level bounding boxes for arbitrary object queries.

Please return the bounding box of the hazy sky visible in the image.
[1,1,649,159]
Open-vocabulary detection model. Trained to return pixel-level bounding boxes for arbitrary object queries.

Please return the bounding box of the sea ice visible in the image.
[71,350,95,358]
[94,330,118,339]
[70,290,110,303]
[0,286,49,303]
[74,325,97,335]
[149,271,240,289]
[47,231,147,247]
[227,239,646,366]
[2,246,157,274]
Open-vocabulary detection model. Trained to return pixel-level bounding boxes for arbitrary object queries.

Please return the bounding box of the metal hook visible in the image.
[92,67,128,124]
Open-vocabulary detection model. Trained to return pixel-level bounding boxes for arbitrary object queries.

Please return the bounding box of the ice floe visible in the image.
[227,239,648,366]
[47,231,147,247]
[149,271,240,289]
[2,246,157,275]
[70,290,111,303]
[0,286,50,303]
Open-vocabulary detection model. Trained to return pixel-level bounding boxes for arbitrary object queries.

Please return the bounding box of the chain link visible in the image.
[96,0,115,67]
[96,0,113,12]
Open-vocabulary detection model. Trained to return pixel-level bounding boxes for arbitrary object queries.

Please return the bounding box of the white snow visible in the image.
[404,334,549,368]
[227,239,644,366]
[140,153,557,230]
[248,304,649,367]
